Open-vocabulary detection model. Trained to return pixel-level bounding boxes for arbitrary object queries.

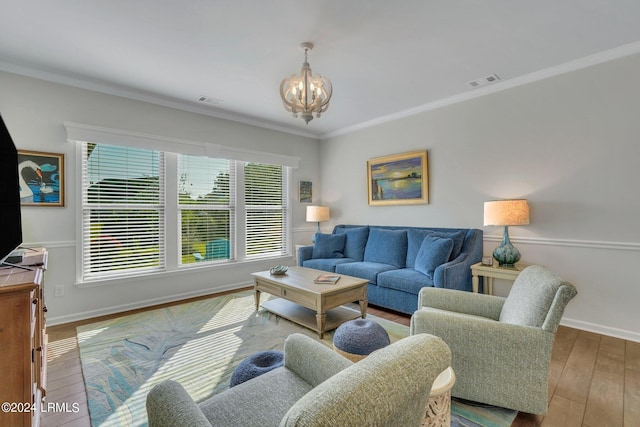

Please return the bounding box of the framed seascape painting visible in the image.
[17,150,65,207]
[367,150,428,206]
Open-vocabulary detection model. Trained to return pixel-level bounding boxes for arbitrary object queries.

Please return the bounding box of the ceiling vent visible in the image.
[196,95,223,105]
[467,74,501,88]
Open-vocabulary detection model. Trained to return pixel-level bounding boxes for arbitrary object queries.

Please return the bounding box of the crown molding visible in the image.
[320,41,640,140]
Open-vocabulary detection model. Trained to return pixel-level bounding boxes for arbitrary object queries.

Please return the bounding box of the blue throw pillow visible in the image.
[414,236,454,278]
[363,228,407,268]
[407,229,466,265]
[312,233,346,259]
[335,226,369,261]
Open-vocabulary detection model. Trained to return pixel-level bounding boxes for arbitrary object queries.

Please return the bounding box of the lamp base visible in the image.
[492,226,521,267]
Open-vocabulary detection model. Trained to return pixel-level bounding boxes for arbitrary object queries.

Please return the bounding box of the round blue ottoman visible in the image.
[229,350,284,387]
[333,319,390,362]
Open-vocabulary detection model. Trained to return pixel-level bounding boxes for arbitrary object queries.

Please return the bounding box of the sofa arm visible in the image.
[146,380,212,427]
[283,333,352,386]
[417,287,505,320]
[297,245,313,266]
[433,251,477,291]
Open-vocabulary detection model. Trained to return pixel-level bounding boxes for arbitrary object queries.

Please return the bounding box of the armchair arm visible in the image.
[283,333,352,387]
[146,380,212,427]
[297,245,313,266]
[418,287,505,320]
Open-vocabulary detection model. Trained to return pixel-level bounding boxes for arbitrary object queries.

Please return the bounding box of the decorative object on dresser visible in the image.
[483,199,530,266]
[0,248,48,427]
[306,205,330,242]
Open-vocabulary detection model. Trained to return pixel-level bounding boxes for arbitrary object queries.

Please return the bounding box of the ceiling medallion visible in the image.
[280,42,332,124]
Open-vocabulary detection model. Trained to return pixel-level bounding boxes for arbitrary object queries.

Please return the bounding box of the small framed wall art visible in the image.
[367,150,428,206]
[299,180,312,203]
[17,150,65,207]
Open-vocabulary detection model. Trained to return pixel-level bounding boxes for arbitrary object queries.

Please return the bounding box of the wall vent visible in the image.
[467,74,501,89]
[196,95,223,105]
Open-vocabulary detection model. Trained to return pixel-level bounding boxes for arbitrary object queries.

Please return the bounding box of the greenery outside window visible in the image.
[178,155,234,265]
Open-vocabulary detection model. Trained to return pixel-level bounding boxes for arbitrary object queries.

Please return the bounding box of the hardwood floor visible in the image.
[41,291,639,427]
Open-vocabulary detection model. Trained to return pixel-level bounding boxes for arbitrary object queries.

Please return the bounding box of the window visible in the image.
[81,143,164,280]
[245,163,289,259]
[80,141,291,282]
[178,155,234,264]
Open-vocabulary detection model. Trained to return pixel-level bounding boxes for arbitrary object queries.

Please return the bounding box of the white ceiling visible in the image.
[2,0,640,139]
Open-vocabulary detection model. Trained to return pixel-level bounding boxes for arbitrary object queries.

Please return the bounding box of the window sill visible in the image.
[75,255,293,288]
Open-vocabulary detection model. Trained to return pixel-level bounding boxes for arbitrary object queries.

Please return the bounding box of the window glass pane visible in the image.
[178,155,230,205]
[181,210,231,264]
[178,155,233,265]
[82,142,164,280]
[85,209,162,274]
[245,163,288,259]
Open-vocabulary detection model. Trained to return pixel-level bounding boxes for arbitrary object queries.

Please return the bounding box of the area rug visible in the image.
[77,290,516,426]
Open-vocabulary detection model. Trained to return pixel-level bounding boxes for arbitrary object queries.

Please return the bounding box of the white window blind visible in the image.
[81,142,165,279]
[245,163,289,259]
[178,155,234,264]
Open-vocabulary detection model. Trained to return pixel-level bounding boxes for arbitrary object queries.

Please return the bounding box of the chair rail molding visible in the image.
[484,235,640,252]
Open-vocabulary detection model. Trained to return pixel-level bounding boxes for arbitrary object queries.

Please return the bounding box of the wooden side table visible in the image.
[470,262,526,295]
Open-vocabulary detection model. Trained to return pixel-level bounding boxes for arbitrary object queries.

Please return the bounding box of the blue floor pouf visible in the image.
[333,319,390,362]
[230,350,284,387]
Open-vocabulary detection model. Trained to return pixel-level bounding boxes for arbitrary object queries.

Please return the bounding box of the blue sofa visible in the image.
[298,225,483,314]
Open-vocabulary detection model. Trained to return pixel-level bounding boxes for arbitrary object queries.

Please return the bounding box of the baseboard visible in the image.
[561,317,640,343]
[47,280,253,326]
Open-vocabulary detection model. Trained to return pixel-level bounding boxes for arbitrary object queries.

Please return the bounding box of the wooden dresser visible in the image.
[0,248,48,427]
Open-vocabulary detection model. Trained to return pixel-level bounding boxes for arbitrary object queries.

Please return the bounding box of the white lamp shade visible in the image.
[306,205,330,222]
[484,200,530,226]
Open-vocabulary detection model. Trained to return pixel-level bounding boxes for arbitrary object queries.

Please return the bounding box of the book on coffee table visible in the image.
[314,274,341,284]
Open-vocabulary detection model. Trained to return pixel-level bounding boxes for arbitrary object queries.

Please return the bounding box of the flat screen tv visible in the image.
[0,113,23,266]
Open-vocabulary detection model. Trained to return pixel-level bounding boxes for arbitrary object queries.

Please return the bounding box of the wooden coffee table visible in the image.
[252,266,368,338]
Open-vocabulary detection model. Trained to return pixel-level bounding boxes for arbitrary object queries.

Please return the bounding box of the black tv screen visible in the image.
[0,114,23,264]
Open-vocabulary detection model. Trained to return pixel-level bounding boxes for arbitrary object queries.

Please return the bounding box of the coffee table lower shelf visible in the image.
[261,298,362,337]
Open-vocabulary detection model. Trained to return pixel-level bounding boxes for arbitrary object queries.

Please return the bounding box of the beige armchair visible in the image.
[410,265,577,414]
[147,332,451,427]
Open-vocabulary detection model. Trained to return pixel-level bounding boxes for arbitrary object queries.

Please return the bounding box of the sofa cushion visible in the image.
[335,226,369,261]
[363,228,408,268]
[407,229,466,266]
[312,233,346,259]
[336,262,398,285]
[377,269,434,294]
[414,236,454,279]
[302,258,356,273]
[200,367,313,426]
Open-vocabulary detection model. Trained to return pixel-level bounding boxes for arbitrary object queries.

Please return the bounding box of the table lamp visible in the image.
[306,205,330,242]
[483,199,530,267]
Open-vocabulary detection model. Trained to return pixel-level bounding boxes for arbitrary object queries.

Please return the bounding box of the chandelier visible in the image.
[280,42,332,124]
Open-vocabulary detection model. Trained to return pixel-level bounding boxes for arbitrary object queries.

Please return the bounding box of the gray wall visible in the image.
[0,71,320,324]
[321,53,640,341]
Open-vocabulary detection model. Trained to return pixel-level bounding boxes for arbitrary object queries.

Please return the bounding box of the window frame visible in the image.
[74,133,295,287]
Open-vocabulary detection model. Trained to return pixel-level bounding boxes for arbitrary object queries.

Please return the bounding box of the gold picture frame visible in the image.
[367,150,428,206]
[17,150,65,207]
